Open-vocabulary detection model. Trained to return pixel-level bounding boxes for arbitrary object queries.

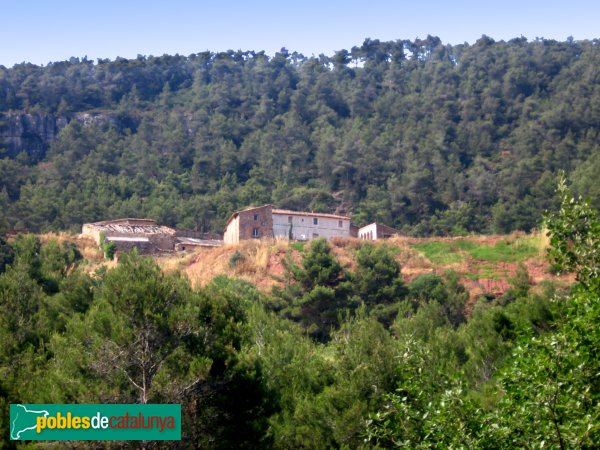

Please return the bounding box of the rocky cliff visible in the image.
[0,112,137,161]
[0,113,67,161]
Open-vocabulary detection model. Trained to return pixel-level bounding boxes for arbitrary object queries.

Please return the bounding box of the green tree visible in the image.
[406,272,468,327]
[351,243,407,326]
[273,238,353,341]
[545,173,600,291]
[0,236,14,273]
[482,176,600,448]
[47,256,273,448]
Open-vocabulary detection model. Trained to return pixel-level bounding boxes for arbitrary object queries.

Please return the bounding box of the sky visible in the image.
[1,0,599,67]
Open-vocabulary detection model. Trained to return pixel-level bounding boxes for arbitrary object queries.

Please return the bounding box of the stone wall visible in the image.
[149,234,176,252]
[108,239,153,255]
[238,205,273,240]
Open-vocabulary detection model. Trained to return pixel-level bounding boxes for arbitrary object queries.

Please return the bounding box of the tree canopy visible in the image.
[0,37,599,234]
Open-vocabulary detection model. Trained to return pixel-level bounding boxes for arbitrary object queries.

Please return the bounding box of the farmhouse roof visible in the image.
[272,209,351,220]
[224,204,272,227]
[85,218,176,235]
[90,218,157,226]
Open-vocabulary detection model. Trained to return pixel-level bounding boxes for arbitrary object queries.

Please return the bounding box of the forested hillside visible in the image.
[1,36,600,233]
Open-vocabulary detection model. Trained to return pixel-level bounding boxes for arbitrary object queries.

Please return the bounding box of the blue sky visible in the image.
[1,0,599,67]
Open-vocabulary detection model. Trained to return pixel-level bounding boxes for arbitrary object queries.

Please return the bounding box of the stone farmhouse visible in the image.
[223,205,352,245]
[357,222,401,240]
[82,214,400,254]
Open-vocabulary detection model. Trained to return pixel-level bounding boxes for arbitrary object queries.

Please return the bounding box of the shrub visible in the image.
[229,250,243,268]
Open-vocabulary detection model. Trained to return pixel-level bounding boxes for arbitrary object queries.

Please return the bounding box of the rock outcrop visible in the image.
[0,112,137,161]
[0,113,68,161]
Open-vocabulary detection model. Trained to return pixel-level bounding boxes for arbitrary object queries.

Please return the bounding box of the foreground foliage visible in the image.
[0,179,597,448]
[366,178,599,449]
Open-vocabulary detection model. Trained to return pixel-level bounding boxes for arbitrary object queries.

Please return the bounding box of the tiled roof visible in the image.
[225,204,272,226]
[272,209,350,220]
[90,218,157,226]
[87,220,176,235]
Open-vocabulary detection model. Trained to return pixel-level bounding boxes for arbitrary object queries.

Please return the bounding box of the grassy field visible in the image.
[468,237,540,262]
[412,234,543,265]
[290,241,306,252]
[410,241,466,264]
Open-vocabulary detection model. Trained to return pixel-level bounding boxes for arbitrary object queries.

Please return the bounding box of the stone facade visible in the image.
[105,236,153,254]
[224,205,273,244]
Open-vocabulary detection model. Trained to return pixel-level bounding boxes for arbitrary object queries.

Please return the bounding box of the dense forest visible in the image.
[1,36,599,234]
[0,176,598,448]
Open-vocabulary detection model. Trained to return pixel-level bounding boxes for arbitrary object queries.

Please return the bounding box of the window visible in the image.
[312,233,319,238]
[288,216,293,223]
[252,228,260,238]
[338,220,343,228]
[313,218,318,225]
[253,214,258,221]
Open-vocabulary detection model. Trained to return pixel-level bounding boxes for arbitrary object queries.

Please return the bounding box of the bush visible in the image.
[229,250,243,268]
[103,241,117,260]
